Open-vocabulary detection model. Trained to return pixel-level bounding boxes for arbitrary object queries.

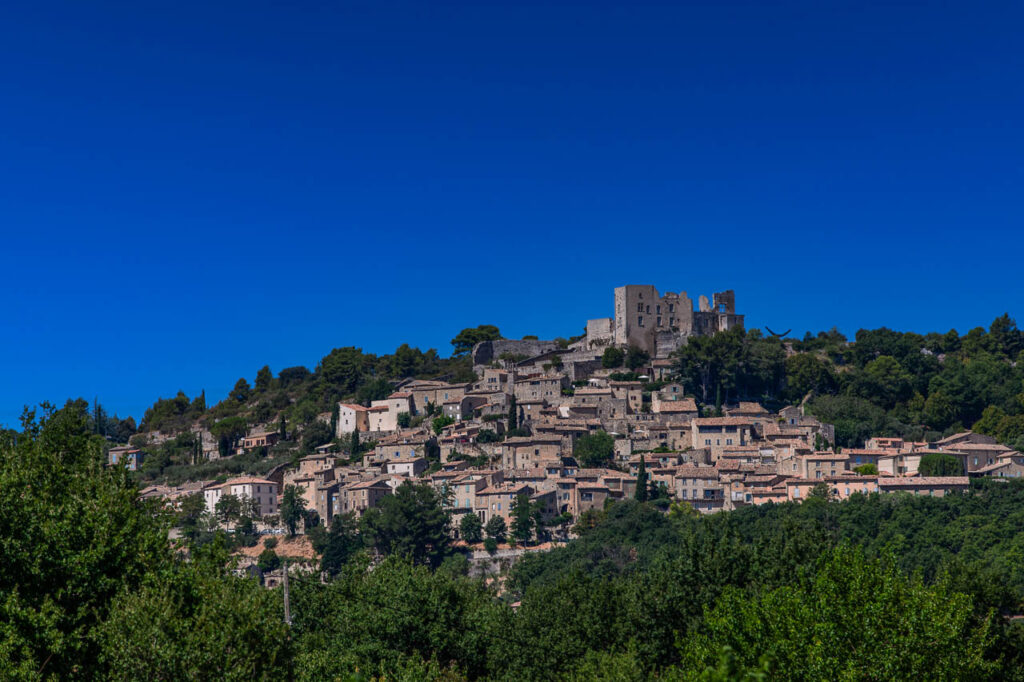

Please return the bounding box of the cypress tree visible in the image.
[508,395,518,431]
[279,414,287,440]
[635,457,649,502]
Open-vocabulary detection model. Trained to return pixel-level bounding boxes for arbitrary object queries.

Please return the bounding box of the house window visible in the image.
[638,316,644,327]
[637,303,643,312]
[657,317,662,326]
[705,439,711,445]
[668,304,674,313]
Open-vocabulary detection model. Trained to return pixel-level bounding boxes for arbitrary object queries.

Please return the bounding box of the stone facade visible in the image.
[586,284,744,358]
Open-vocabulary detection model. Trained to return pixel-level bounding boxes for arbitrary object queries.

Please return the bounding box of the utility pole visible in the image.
[282,559,292,626]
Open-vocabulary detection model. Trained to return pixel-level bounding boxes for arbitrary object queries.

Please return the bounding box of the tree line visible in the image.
[669,315,1024,448]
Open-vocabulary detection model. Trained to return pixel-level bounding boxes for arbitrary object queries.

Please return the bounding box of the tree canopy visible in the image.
[450,325,502,356]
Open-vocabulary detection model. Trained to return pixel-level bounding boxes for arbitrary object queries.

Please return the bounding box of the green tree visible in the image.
[301,419,334,453]
[476,428,500,444]
[784,353,838,402]
[510,494,535,545]
[289,557,500,680]
[280,485,308,537]
[279,413,287,440]
[310,513,362,577]
[854,463,879,475]
[432,415,455,434]
[210,416,247,457]
[679,546,995,680]
[460,513,483,544]
[918,452,964,477]
[450,325,503,356]
[635,457,649,502]
[255,365,273,393]
[229,377,252,403]
[97,558,291,681]
[257,547,281,572]
[177,491,207,535]
[573,430,616,468]
[508,394,518,431]
[359,481,451,568]
[602,346,625,369]
[0,402,172,678]
[356,376,392,405]
[215,493,242,525]
[485,515,507,544]
[625,345,651,371]
[922,389,956,431]
[320,346,369,396]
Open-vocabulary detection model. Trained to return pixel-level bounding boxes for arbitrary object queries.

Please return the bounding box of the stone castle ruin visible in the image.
[585,285,743,358]
[472,285,743,374]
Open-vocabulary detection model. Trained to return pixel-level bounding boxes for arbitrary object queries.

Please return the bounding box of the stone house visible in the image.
[500,435,564,470]
[691,417,753,461]
[108,446,143,471]
[673,466,725,512]
[203,476,278,517]
[651,396,698,419]
[778,452,850,479]
[474,483,535,525]
[336,403,369,436]
[337,479,392,517]
[242,432,280,450]
[786,475,879,501]
[876,477,970,496]
[386,457,428,478]
[514,375,567,402]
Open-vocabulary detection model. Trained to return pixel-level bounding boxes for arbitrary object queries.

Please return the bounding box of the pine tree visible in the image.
[635,457,649,502]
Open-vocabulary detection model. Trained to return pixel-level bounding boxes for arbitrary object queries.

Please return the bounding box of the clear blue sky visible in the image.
[2,1,1022,427]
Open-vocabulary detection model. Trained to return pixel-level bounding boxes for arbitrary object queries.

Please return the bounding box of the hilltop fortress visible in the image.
[586,285,743,358]
[472,285,743,374]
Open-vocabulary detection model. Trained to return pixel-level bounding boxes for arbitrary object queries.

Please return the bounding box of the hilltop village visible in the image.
[122,285,1022,561]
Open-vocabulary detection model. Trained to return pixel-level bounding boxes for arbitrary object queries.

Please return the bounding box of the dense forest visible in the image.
[4,401,1024,680]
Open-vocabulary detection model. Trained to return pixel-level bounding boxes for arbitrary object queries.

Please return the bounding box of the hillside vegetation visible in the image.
[4,402,1024,680]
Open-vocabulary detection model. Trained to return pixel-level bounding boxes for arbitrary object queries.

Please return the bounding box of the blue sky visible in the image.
[2,1,1022,427]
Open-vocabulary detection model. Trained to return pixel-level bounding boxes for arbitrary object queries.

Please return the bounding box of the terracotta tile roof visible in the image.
[878,477,969,487]
[226,476,277,486]
[693,417,752,427]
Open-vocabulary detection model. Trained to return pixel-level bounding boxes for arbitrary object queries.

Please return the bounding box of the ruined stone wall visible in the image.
[471,339,560,368]
[585,317,614,349]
